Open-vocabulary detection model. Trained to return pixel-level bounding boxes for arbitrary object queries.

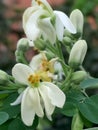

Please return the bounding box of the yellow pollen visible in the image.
[41,59,54,73]
[41,59,49,71]
[36,0,42,5]
[28,74,40,86]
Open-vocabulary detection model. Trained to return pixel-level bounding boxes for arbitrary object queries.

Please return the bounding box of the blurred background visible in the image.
[0,0,98,130]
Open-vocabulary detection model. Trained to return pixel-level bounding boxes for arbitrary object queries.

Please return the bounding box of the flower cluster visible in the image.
[11,0,88,126]
[1,0,96,130]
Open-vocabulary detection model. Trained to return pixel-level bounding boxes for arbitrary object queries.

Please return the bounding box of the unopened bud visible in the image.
[63,36,72,45]
[70,9,84,34]
[45,51,55,60]
[17,38,29,51]
[71,71,88,84]
[0,70,9,84]
[15,50,21,62]
[34,38,46,50]
[68,40,87,68]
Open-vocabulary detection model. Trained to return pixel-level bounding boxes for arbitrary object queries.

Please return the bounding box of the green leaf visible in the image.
[0,90,15,95]
[8,118,26,130]
[80,114,92,128]
[66,89,86,105]
[0,120,12,130]
[61,102,78,116]
[1,93,20,119]
[0,90,13,99]
[78,94,98,124]
[60,89,85,116]
[8,116,39,130]
[3,93,19,106]
[80,78,98,89]
[2,105,20,119]
[0,112,9,125]
[61,89,86,117]
[84,127,98,130]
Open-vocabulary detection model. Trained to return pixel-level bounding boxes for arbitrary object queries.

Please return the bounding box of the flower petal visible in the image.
[28,40,35,47]
[23,6,40,29]
[25,22,40,42]
[32,0,53,15]
[38,17,56,44]
[40,0,53,14]
[21,87,35,126]
[38,85,55,119]
[28,87,44,117]
[12,63,33,85]
[29,53,43,71]
[43,82,66,108]
[11,92,24,106]
[24,9,49,42]
[54,11,76,34]
[54,12,64,41]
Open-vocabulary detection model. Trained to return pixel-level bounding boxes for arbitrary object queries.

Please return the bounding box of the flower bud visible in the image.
[68,40,87,68]
[34,38,46,50]
[71,113,83,130]
[17,38,29,51]
[0,70,9,84]
[70,9,84,34]
[45,51,55,60]
[71,71,88,84]
[63,36,72,45]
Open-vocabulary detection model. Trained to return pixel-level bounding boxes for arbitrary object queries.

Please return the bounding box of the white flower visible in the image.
[11,63,65,126]
[23,0,76,45]
[29,53,57,73]
[29,53,62,80]
[54,10,76,41]
[23,6,56,45]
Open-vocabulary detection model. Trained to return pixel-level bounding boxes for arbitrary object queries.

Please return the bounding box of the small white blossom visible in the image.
[11,63,65,126]
[23,0,76,45]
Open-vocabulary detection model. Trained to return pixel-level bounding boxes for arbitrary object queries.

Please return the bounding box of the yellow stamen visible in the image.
[28,74,40,87]
[41,59,54,73]
[41,59,49,71]
[36,0,42,5]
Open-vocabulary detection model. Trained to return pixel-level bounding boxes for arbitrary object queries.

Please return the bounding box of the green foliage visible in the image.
[78,94,98,124]
[0,116,39,130]
[73,0,98,14]
[61,89,98,128]
[1,93,20,119]
[0,112,9,125]
[8,116,38,130]
[61,89,85,117]
[61,102,78,117]
[80,78,98,89]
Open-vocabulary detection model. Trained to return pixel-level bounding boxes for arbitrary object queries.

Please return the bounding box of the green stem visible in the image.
[61,68,73,91]
[56,40,64,61]
[56,40,68,76]
[46,41,57,55]
[81,89,89,98]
